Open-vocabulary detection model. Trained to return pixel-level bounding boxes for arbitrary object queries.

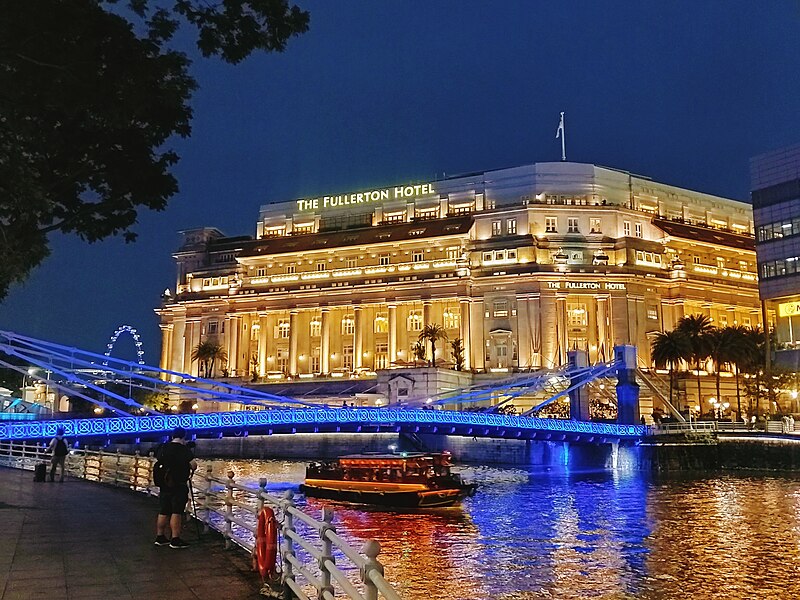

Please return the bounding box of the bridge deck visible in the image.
[0,467,260,600]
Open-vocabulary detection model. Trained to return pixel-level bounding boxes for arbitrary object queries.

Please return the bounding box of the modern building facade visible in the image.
[752,144,800,368]
[157,161,760,407]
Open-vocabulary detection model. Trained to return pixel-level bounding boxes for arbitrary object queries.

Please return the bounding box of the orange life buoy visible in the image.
[253,506,278,581]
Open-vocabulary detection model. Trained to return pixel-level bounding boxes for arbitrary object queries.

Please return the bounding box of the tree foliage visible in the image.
[0,0,309,299]
[418,323,448,368]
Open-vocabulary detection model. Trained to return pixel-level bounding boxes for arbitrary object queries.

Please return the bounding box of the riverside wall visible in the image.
[116,433,800,471]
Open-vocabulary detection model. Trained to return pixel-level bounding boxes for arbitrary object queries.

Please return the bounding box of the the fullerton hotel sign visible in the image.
[296,183,435,212]
[547,281,626,291]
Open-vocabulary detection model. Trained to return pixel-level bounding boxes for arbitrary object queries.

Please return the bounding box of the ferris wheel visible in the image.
[103,324,145,365]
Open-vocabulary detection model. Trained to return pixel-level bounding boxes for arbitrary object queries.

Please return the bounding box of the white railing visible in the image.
[648,421,718,434]
[0,442,402,600]
[199,467,401,600]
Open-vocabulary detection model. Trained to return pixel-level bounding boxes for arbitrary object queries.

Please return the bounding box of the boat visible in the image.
[300,451,476,508]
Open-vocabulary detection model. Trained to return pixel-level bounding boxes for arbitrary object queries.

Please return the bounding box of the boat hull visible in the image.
[300,483,475,508]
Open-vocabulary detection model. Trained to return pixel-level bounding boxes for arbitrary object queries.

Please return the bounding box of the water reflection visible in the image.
[205,459,800,600]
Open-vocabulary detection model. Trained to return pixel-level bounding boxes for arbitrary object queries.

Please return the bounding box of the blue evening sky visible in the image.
[2,1,799,361]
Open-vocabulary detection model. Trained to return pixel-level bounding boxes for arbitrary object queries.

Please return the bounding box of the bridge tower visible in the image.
[567,349,590,421]
[614,345,640,424]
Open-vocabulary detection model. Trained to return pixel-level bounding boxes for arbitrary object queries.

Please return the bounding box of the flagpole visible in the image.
[555,112,566,161]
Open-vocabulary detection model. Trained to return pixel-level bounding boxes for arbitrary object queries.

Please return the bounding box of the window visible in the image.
[316,261,327,272]
[277,320,290,339]
[207,320,218,335]
[716,257,725,269]
[412,251,424,262]
[635,223,643,238]
[491,220,502,236]
[250,323,260,340]
[310,319,321,337]
[443,310,460,330]
[293,224,313,235]
[590,218,601,233]
[374,313,388,333]
[647,306,659,320]
[256,267,267,277]
[384,212,405,223]
[486,198,496,210]
[379,254,390,266]
[446,247,460,260]
[693,256,700,264]
[277,348,288,373]
[739,260,749,272]
[545,217,557,233]
[718,314,728,327]
[482,251,493,263]
[311,348,320,373]
[286,264,296,274]
[341,315,355,335]
[374,343,388,370]
[506,218,517,235]
[623,221,631,237]
[568,218,579,233]
[507,249,517,260]
[493,299,509,318]
[408,310,423,331]
[346,258,357,269]
[743,316,752,327]
[567,303,587,326]
[343,346,353,371]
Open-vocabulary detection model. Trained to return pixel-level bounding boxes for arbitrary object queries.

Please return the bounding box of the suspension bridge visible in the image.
[0,330,647,443]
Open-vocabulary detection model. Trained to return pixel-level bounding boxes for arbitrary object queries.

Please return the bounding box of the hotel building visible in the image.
[752,144,800,369]
[156,161,760,407]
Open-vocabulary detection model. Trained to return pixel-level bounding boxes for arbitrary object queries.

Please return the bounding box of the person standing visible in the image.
[46,427,68,482]
[154,427,197,549]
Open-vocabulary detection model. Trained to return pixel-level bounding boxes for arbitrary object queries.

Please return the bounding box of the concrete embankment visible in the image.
[118,432,800,471]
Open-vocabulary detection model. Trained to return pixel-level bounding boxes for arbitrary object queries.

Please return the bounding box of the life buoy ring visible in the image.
[253,506,278,581]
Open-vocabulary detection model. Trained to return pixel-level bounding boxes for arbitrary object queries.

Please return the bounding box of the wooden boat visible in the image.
[300,452,476,508]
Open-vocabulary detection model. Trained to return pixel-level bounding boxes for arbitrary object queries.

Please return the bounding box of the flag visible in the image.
[555,112,565,139]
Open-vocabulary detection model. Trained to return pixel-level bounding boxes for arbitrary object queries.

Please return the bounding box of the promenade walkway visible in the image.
[0,467,262,600]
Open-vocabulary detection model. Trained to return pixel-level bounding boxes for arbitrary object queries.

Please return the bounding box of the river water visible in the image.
[208,459,800,600]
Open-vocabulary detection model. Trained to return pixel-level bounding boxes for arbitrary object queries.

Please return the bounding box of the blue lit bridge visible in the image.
[0,330,647,445]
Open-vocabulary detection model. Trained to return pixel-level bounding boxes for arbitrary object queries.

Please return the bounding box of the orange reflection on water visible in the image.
[311,499,489,600]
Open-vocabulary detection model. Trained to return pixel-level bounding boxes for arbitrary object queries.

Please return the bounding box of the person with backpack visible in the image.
[153,427,197,549]
[46,427,69,482]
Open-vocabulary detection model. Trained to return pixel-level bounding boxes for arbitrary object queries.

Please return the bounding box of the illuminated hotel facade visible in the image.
[157,161,760,397]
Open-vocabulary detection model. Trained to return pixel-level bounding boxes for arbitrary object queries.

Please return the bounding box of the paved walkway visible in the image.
[0,467,262,599]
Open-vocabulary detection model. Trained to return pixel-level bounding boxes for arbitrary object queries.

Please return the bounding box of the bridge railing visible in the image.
[0,442,402,600]
[199,467,401,600]
[648,421,718,435]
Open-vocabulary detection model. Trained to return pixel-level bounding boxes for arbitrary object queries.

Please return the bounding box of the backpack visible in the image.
[54,438,68,457]
[152,459,174,488]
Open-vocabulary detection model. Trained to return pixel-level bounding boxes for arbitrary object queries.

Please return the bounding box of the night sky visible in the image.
[2,1,799,363]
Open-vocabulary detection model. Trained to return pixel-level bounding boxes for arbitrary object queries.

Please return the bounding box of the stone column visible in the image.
[470,299,485,371]
[354,306,363,370]
[459,299,471,371]
[183,319,197,375]
[321,309,331,374]
[529,294,541,368]
[289,310,299,376]
[257,313,268,377]
[159,324,173,379]
[539,292,558,368]
[423,301,432,328]
[596,296,610,362]
[227,315,240,376]
[170,313,186,381]
[388,304,398,367]
[516,295,531,369]
[556,296,568,366]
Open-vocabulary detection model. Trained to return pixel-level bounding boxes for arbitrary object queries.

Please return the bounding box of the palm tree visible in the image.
[651,329,691,410]
[675,314,713,415]
[450,338,465,371]
[411,341,427,365]
[191,340,228,378]
[722,324,756,420]
[705,327,728,414]
[418,323,448,368]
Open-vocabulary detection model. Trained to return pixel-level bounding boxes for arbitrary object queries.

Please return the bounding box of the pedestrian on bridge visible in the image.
[153,427,197,549]
[46,427,68,482]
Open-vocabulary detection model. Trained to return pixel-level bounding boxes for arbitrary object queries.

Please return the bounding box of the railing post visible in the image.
[257,478,267,513]
[98,448,105,482]
[360,539,384,600]
[133,451,140,490]
[82,449,88,480]
[318,506,335,600]
[202,465,213,533]
[281,489,296,600]
[115,449,122,487]
[224,470,235,549]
